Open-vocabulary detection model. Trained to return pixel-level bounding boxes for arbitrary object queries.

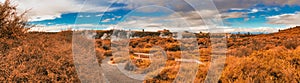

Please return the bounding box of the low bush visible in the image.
[0,0,30,39]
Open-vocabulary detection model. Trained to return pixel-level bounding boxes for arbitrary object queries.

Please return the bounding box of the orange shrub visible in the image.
[221,46,300,82]
[166,43,180,51]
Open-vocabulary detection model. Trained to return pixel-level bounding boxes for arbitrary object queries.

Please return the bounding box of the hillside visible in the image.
[91,26,300,82]
[0,27,300,82]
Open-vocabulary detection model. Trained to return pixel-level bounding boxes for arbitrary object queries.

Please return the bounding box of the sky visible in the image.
[4,0,300,32]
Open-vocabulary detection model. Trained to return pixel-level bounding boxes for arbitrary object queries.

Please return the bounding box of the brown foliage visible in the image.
[0,0,30,39]
[221,46,300,82]
[0,0,31,55]
[0,32,80,82]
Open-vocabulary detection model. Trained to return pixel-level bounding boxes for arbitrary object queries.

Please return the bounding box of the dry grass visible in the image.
[0,32,80,82]
[1,26,300,82]
[221,46,300,82]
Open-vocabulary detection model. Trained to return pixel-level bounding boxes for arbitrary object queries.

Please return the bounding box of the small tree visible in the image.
[0,0,30,39]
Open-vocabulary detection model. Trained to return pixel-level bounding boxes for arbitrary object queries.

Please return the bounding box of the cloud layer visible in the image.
[267,12,300,25]
[214,0,300,11]
[6,0,299,33]
[10,0,300,22]
[15,0,117,21]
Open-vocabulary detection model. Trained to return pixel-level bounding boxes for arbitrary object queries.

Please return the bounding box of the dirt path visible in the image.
[101,57,142,83]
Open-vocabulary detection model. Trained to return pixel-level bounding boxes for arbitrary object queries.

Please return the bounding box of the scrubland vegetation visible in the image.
[89,27,300,82]
[1,0,300,82]
[0,1,79,82]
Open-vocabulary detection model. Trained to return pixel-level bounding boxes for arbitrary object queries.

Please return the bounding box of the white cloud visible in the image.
[12,0,300,22]
[29,15,62,21]
[267,12,300,25]
[221,12,246,19]
[224,27,287,33]
[214,0,300,11]
[114,9,226,32]
[29,24,109,32]
[29,23,287,33]
[21,0,295,33]
[115,16,122,18]
[29,24,71,32]
[116,0,200,12]
[250,8,259,13]
[16,0,80,21]
[118,0,300,11]
[96,14,104,17]
[229,8,245,11]
[15,0,117,21]
[101,19,111,22]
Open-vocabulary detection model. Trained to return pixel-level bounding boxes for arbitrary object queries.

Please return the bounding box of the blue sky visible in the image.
[8,0,300,32]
